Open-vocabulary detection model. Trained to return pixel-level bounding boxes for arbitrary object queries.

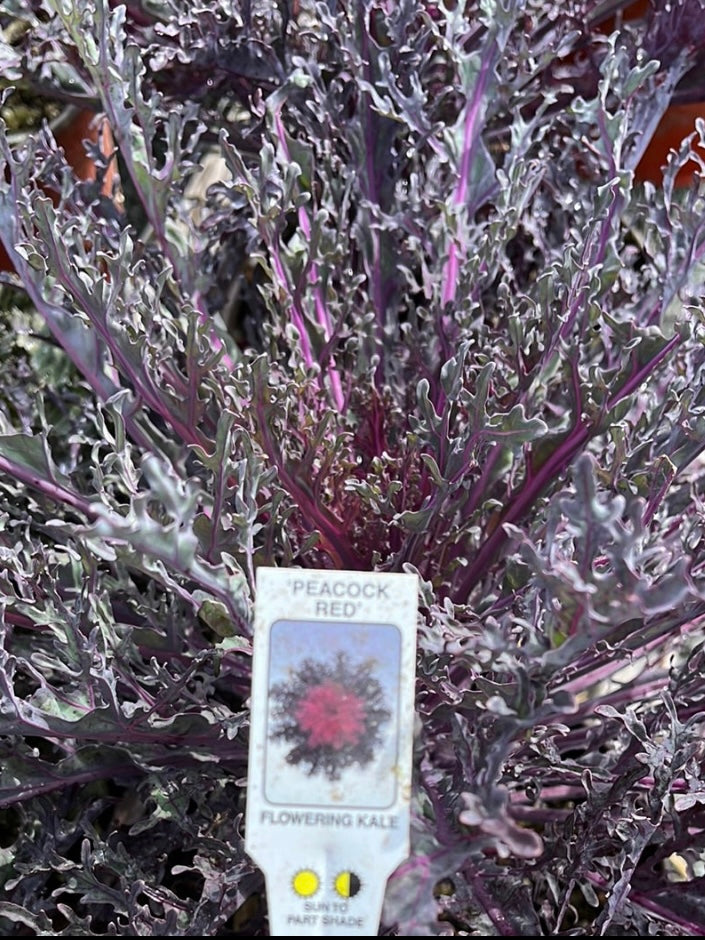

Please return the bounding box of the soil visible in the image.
[0,83,64,136]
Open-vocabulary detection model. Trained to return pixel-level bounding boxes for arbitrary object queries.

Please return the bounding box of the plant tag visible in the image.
[246,567,419,936]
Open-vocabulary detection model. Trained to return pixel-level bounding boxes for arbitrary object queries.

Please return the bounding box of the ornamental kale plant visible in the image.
[2,0,705,934]
[269,650,392,778]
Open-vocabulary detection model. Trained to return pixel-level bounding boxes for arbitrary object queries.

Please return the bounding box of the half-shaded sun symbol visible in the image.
[334,870,362,899]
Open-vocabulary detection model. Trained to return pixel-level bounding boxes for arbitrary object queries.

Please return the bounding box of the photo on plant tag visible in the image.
[264,620,401,807]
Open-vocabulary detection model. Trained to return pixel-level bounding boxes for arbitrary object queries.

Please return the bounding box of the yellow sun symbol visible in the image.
[291,869,320,897]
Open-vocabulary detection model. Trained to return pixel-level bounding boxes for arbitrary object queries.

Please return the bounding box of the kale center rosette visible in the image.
[269,651,391,780]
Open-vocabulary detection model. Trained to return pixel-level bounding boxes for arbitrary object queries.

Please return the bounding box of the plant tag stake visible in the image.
[246,567,419,936]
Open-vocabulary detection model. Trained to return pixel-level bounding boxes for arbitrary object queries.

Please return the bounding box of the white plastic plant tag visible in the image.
[246,567,419,937]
